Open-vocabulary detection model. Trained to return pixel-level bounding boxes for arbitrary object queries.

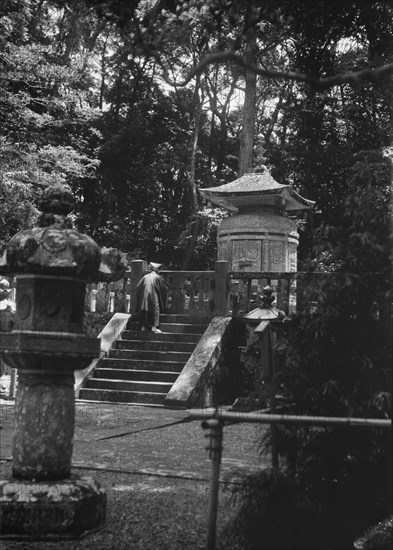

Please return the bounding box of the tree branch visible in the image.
[156,49,393,89]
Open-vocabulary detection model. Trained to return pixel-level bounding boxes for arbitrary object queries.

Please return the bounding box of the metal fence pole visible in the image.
[202,418,224,550]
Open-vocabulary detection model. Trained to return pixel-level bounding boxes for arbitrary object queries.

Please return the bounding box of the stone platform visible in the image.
[0,475,106,540]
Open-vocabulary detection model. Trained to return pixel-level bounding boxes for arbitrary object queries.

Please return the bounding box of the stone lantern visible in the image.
[243,284,290,379]
[0,184,126,539]
[200,166,314,272]
[243,285,290,468]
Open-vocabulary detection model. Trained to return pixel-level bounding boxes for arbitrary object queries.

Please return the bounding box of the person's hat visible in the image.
[149,262,162,270]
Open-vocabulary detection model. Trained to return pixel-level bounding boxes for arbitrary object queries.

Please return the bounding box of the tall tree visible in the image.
[238,1,258,176]
[0,0,105,241]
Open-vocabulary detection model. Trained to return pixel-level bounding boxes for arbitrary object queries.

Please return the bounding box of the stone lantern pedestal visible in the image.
[0,184,126,539]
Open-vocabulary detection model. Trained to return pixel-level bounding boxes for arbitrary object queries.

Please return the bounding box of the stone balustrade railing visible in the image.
[83,260,229,317]
[7,267,371,319]
[83,261,302,318]
[83,264,313,317]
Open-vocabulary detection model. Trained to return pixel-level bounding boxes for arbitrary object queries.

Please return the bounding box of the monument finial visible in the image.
[38,183,75,228]
[260,284,275,308]
[252,164,267,174]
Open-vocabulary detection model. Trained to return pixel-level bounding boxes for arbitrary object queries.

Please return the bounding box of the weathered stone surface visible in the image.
[96,247,127,283]
[6,226,101,278]
[218,211,299,272]
[39,183,75,217]
[0,475,106,539]
[0,332,99,363]
[0,184,126,282]
[14,275,86,332]
[13,372,75,480]
[0,184,130,538]
[200,167,314,274]
[0,275,100,372]
[74,312,131,397]
[200,167,315,211]
[164,316,232,408]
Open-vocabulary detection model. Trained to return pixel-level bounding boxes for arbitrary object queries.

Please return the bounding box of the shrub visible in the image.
[354,516,393,550]
[226,150,392,550]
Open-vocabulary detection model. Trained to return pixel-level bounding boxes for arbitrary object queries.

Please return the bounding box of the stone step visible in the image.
[101,358,184,373]
[79,388,167,405]
[94,368,178,383]
[86,378,173,394]
[127,314,210,325]
[121,330,201,343]
[125,323,205,335]
[114,339,196,353]
[80,313,207,405]
[159,314,210,324]
[125,321,143,331]
[159,323,206,334]
[109,349,191,362]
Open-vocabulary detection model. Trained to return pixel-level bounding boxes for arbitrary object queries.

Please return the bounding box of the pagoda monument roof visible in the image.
[200,166,315,212]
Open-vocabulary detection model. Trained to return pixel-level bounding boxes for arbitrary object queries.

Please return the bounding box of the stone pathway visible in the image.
[1,400,269,479]
[0,399,270,550]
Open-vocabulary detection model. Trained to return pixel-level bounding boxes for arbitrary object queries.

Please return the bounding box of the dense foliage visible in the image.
[238,150,392,550]
[1,0,392,267]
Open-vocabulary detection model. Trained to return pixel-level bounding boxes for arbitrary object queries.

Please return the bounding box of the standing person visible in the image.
[135,262,167,332]
[0,278,15,381]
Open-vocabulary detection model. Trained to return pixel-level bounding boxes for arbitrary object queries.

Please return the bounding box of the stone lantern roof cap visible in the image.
[200,166,315,212]
[0,184,126,281]
[244,307,290,323]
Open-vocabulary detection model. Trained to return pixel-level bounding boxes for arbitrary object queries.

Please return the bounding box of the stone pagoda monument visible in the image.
[200,166,314,272]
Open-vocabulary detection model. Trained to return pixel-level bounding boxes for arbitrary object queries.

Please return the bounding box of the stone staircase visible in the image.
[79,314,208,406]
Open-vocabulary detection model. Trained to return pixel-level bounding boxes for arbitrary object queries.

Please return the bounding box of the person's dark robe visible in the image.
[135,271,167,329]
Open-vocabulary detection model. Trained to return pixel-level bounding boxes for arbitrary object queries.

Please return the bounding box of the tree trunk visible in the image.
[99,36,109,110]
[181,77,203,270]
[181,217,202,270]
[189,81,202,213]
[238,3,258,177]
[216,116,227,181]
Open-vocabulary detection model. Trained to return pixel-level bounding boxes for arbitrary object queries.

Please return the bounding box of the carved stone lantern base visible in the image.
[0,476,106,540]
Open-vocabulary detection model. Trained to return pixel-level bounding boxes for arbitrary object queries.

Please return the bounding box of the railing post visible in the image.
[109,291,115,312]
[214,261,230,316]
[176,273,186,314]
[121,275,128,313]
[90,288,98,312]
[130,260,147,314]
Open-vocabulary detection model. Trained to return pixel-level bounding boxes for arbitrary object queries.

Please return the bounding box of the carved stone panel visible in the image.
[232,240,261,271]
[269,242,286,271]
[288,243,297,272]
[14,276,85,333]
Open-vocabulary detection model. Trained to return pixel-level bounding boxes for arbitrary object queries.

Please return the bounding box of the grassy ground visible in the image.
[1,461,236,550]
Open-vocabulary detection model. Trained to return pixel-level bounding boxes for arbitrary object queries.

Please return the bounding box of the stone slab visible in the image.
[164,316,232,408]
[74,313,131,397]
[0,475,106,540]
